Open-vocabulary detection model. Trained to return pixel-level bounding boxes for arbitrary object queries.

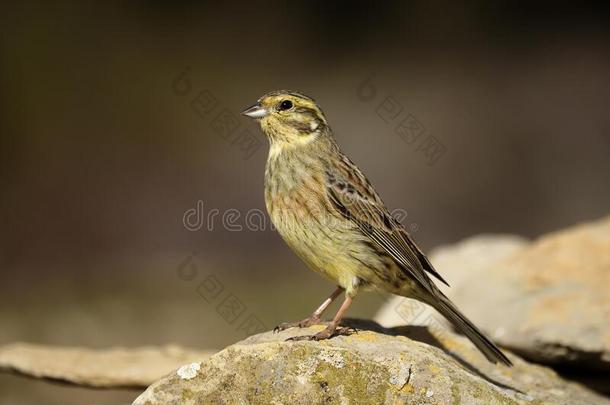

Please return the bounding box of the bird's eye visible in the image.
[278,100,293,111]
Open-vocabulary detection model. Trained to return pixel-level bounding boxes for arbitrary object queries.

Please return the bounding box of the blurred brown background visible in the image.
[1,1,609,403]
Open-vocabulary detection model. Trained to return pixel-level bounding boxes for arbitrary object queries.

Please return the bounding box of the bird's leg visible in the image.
[287,294,356,341]
[273,286,344,332]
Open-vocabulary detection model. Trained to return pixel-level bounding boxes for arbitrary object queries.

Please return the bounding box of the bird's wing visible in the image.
[325,159,449,294]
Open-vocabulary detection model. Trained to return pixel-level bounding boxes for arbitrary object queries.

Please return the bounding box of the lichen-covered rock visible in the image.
[133,321,607,405]
[376,219,610,372]
[0,343,214,388]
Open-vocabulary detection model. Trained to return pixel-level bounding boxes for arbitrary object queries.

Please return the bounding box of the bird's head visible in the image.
[242,91,329,147]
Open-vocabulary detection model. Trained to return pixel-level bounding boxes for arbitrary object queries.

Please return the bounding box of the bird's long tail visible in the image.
[427,292,512,366]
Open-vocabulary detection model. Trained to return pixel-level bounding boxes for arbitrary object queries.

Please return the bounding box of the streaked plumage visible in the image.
[242,91,512,366]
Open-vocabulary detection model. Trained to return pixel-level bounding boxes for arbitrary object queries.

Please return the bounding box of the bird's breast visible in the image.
[263,154,378,286]
[264,165,330,234]
[265,154,338,263]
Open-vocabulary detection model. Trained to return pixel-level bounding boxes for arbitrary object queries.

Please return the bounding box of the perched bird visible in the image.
[242,91,512,366]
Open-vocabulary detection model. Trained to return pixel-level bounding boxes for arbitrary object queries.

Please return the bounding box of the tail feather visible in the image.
[430,294,512,366]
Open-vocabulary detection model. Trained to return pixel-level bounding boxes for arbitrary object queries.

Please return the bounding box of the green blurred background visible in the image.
[1,1,609,403]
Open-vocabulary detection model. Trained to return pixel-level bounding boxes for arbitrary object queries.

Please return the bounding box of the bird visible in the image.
[241,90,512,366]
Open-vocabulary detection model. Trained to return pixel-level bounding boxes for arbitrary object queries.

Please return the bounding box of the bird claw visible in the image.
[285,326,356,342]
[273,322,296,333]
[273,316,324,333]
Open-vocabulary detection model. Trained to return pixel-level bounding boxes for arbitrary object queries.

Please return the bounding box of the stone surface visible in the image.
[133,321,608,405]
[376,219,610,372]
[0,343,214,388]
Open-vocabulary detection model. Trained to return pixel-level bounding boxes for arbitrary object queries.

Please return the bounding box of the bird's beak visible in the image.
[241,103,268,119]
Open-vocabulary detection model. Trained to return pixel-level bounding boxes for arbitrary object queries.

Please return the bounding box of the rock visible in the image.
[476,218,610,371]
[133,321,608,405]
[377,219,610,370]
[0,342,214,388]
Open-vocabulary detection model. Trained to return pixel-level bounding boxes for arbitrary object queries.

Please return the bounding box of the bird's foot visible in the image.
[285,325,356,341]
[273,316,326,333]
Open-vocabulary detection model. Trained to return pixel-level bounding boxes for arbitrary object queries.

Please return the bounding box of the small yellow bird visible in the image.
[242,91,511,366]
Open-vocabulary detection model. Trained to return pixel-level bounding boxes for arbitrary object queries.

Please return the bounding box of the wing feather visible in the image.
[325,164,449,293]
